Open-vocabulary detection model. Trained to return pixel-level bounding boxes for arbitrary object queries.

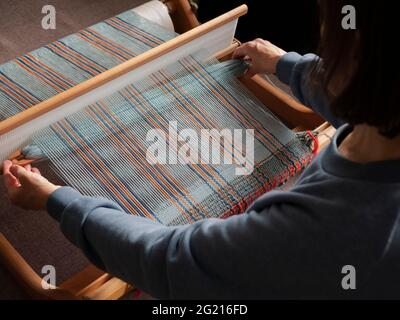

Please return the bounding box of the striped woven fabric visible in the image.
[0,9,315,225]
[0,10,175,119]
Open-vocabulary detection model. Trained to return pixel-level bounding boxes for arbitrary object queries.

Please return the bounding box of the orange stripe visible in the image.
[0,75,39,107]
[181,58,295,167]
[55,119,155,219]
[87,103,198,222]
[151,72,244,205]
[49,42,106,74]
[124,84,238,208]
[26,53,76,87]
[15,60,64,93]
[79,29,132,61]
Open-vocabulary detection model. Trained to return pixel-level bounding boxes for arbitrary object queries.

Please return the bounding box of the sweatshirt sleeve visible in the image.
[276,52,346,128]
[46,186,326,299]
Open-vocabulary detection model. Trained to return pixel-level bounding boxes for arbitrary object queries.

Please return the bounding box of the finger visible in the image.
[232,43,252,59]
[32,167,41,175]
[3,171,20,188]
[232,47,248,59]
[2,160,13,175]
[244,66,258,78]
[24,164,32,172]
[2,160,19,188]
[10,165,31,184]
[254,38,266,44]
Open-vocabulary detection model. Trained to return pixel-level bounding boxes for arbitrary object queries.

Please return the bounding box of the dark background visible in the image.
[197,0,320,54]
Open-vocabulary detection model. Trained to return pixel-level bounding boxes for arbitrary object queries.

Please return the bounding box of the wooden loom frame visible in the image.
[0,0,332,300]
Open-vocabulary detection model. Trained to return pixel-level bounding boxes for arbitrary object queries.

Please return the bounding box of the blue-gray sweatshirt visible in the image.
[47,53,400,299]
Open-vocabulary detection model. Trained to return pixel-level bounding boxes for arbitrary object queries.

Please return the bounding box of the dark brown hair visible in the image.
[312,0,399,138]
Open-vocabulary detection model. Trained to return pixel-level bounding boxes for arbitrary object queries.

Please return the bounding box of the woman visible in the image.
[3,1,400,298]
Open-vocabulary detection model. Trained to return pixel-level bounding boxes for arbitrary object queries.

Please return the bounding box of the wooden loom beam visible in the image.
[240,75,324,129]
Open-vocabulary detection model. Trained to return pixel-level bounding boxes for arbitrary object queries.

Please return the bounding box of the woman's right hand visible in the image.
[232,38,287,77]
[2,160,60,210]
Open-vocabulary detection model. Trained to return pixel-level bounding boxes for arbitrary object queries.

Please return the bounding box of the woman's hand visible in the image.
[2,160,60,210]
[233,38,287,77]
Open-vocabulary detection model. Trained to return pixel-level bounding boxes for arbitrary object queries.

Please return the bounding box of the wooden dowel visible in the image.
[82,277,132,300]
[59,265,110,297]
[239,74,324,129]
[0,5,248,136]
[213,40,241,61]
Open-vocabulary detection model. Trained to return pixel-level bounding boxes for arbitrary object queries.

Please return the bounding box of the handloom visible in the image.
[0,1,324,299]
[0,5,315,225]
